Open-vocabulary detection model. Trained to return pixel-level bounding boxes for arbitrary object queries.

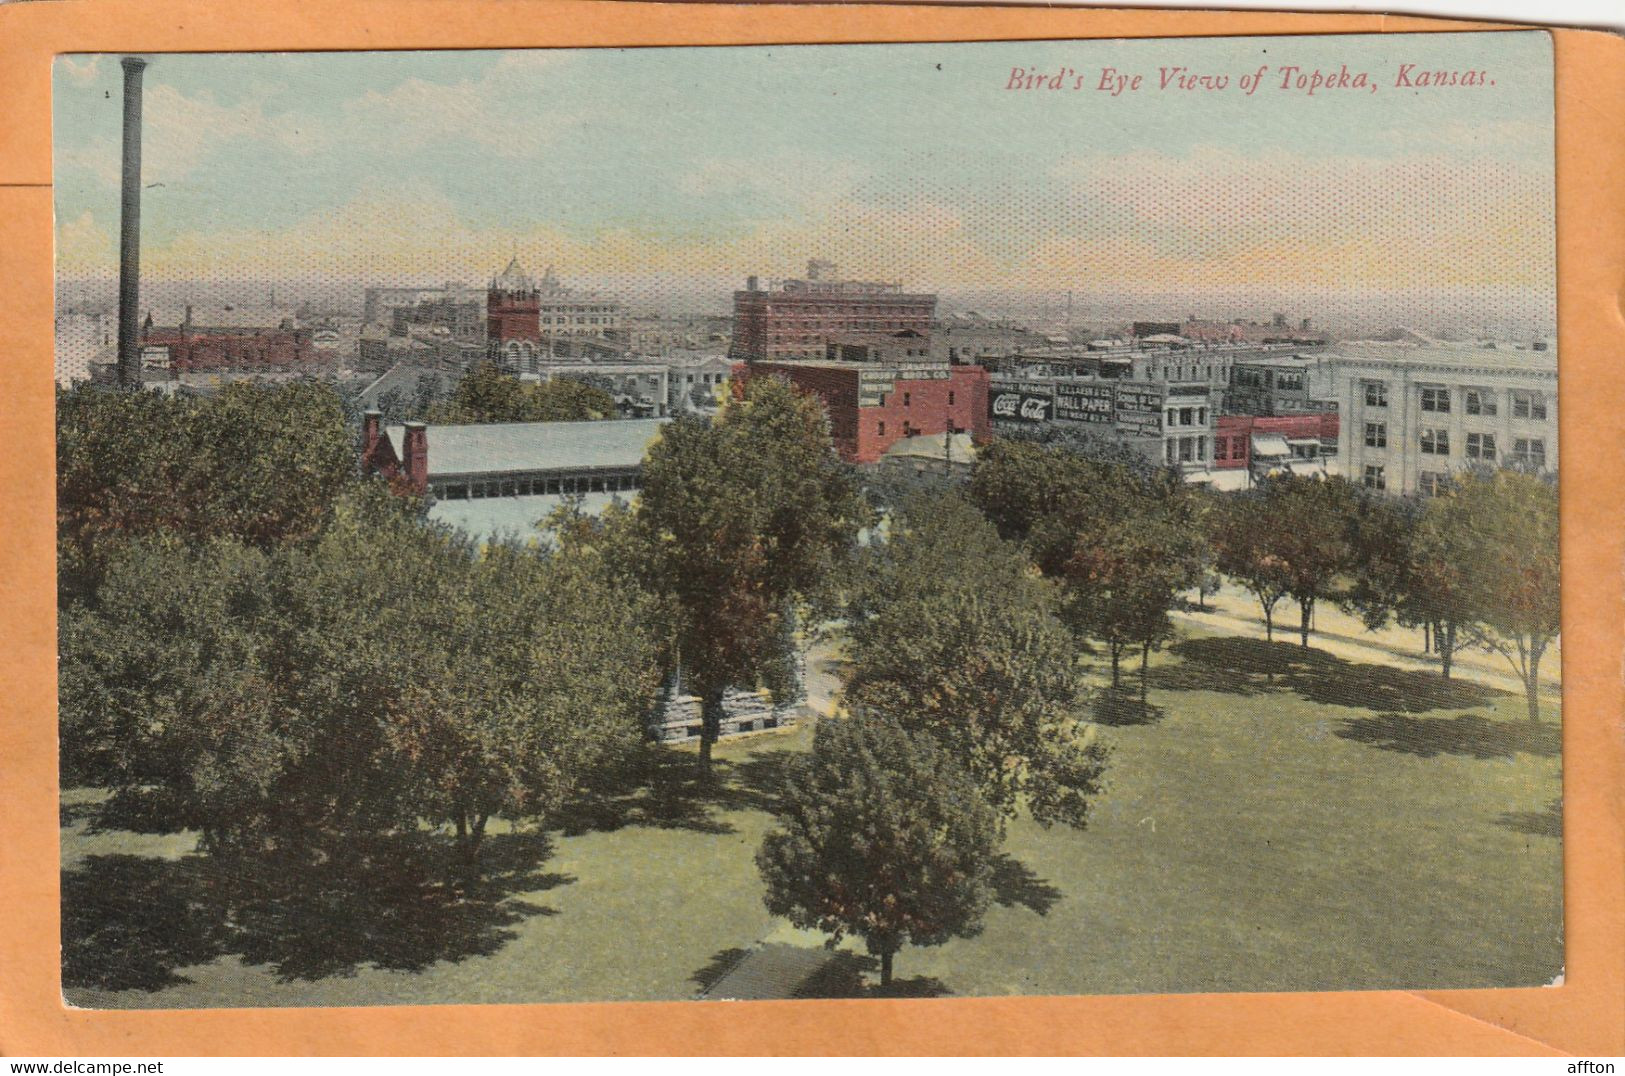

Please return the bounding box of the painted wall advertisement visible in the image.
[1054,382,1115,424]
[1114,382,1164,437]
[989,381,1053,423]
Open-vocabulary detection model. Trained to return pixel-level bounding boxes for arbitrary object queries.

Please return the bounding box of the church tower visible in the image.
[486,256,541,371]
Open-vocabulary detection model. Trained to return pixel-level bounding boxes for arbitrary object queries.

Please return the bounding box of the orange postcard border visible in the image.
[0,1,1620,1057]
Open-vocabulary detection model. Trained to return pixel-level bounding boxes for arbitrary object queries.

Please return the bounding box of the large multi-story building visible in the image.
[1330,343,1558,496]
[1226,354,1338,416]
[730,262,936,363]
[363,282,485,327]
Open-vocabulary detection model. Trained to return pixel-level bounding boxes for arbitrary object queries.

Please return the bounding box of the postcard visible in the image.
[3,1,1620,1056]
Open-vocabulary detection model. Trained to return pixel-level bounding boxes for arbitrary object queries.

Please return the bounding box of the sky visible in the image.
[53,32,1555,330]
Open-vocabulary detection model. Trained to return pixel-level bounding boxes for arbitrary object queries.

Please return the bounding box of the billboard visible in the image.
[1114,382,1164,437]
[989,381,1053,423]
[1054,381,1114,424]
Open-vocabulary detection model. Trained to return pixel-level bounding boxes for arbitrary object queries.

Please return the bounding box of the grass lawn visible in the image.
[61,627,1561,1007]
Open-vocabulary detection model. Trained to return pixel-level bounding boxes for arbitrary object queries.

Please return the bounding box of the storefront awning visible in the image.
[1250,433,1291,458]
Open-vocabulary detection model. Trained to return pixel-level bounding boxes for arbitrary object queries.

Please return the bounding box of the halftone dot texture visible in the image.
[52,31,1556,382]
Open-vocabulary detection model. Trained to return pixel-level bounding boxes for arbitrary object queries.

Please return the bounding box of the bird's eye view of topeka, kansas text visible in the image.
[52,29,1561,1009]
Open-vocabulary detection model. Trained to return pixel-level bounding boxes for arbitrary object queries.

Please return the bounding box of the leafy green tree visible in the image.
[1417,471,1560,720]
[1344,493,1473,678]
[428,362,615,424]
[60,484,662,867]
[757,713,999,989]
[636,375,871,767]
[1208,489,1293,642]
[56,380,354,605]
[845,492,1107,828]
[971,438,1205,695]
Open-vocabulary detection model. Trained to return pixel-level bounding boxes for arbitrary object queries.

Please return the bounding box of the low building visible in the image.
[742,359,990,465]
[530,362,670,417]
[135,305,321,374]
[1329,343,1558,496]
[1214,412,1340,483]
[1226,355,1338,416]
[361,412,666,509]
[665,353,734,413]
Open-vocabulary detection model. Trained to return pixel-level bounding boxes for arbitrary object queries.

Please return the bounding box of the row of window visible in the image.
[1362,381,1549,419]
[1365,423,1545,464]
[1164,406,1208,428]
[1164,435,1208,464]
[433,472,642,500]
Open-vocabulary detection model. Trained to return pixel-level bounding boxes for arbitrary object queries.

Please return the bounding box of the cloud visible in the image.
[56,211,114,274]
[58,57,102,86]
[336,51,581,158]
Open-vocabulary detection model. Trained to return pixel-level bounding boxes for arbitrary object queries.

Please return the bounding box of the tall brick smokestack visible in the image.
[116,57,148,389]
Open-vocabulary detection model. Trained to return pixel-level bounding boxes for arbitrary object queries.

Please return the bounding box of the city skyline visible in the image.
[54,33,1555,334]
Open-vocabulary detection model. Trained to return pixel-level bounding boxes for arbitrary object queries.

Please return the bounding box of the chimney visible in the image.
[116,57,148,389]
[746,275,759,293]
[402,421,428,493]
[361,408,382,464]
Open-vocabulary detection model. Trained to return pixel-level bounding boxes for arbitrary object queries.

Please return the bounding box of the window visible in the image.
[1180,407,1194,426]
[1363,465,1386,491]
[1420,386,1451,413]
[471,482,487,499]
[1364,422,1387,448]
[878,421,886,437]
[1512,391,1548,420]
[903,392,911,407]
[1420,428,1450,455]
[1196,437,1207,462]
[1466,432,1497,461]
[1418,472,1449,497]
[1165,440,1177,464]
[1179,437,1195,463]
[1465,389,1498,416]
[1214,437,1229,461]
[545,478,561,494]
[443,484,468,500]
[1364,381,1388,407]
[948,391,956,406]
[501,480,517,497]
[1277,372,1304,391]
[1513,438,1548,470]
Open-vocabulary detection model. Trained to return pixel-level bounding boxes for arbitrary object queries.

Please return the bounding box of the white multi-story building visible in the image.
[1330,343,1557,496]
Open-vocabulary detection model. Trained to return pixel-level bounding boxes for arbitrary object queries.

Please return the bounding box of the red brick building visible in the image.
[136,306,316,373]
[486,257,543,369]
[1214,412,1339,473]
[740,360,989,465]
[730,263,936,363]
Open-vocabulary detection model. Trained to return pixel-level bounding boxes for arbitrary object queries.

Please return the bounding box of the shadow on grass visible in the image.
[1090,686,1167,727]
[1334,712,1560,760]
[1497,798,1562,839]
[791,952,951,999]
[689,947,752,993]
[1150,636,1504,714]
[62,832,569,991]
[990,854,1063,916]
[554,746,740,837]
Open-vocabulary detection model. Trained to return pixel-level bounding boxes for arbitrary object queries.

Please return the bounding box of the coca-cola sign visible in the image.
[989,385,1052,424]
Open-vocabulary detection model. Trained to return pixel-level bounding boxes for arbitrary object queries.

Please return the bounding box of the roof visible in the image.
[1329,341,1557,373]
[1234,355,1319,369]
[493,257,535,293]
[385,417,668,478]
[146,305,298,330]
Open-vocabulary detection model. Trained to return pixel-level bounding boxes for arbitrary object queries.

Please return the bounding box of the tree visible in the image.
[1344,493,1474,678]
[1210,474,1360,647]
[1061,506,1206,697]
[59,483,662,868]
[970,438,1205,696]
[1208,489,1293,642]
[1418,471,1560,720]
[757,713,999,989]
[636,375,871,767]
[845,492,1108,828]
[427,362,615,424]
[56,380,355,605]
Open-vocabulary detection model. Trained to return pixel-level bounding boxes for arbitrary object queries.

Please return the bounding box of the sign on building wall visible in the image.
[1054,381,1114,424]
[1115,382,1164,436]
[140,345,171,369]
[990,381,1054,423]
